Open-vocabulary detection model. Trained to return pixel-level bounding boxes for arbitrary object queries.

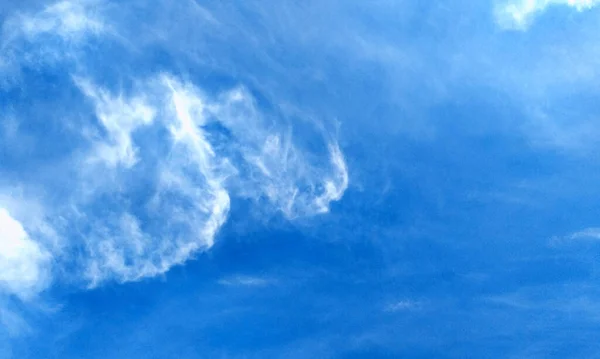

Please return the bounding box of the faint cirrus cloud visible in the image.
[218,275,274,288]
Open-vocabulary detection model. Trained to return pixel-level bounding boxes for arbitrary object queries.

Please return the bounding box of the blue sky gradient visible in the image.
[3,0,600,358]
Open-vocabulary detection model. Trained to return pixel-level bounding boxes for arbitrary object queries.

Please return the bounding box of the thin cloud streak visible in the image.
[218,275,273,288]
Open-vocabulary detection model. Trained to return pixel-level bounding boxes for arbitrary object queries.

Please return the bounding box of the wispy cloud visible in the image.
[551,227,600,245]
[384,300,421,313]
[218,275,273,288]
[72,75,346,286]
[496,0,600,30]
[75,76,232,286]
[569,228,600,240]
[209,85,349,218]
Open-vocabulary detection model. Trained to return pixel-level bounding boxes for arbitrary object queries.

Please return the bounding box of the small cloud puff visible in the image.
[495,0,600,30]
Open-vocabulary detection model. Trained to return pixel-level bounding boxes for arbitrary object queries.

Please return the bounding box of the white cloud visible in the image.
[0,208,50,299]
[496,0,600,30]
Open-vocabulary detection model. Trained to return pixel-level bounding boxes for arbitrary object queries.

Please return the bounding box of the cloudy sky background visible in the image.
[2,0,600,357]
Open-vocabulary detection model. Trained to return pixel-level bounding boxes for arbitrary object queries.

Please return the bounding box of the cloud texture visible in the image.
[0,0,348,294]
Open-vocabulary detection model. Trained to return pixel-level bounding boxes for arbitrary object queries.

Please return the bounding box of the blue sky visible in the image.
[2,0,600,358]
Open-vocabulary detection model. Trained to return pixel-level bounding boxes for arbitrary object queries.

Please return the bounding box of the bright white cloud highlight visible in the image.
[0,208,50,299]
[496,0,600,30]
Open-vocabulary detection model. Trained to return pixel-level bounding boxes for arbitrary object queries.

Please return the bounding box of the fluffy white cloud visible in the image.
[0,208,50,299]
[496,0,600,30]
